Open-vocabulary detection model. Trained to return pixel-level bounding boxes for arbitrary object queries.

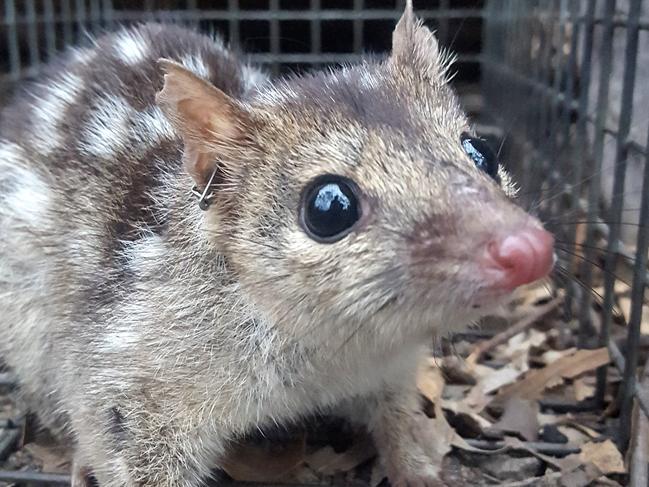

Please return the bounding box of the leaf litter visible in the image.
[0,279,645,486]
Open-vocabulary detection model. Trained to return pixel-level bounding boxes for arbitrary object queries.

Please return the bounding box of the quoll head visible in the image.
[157,1,554,349]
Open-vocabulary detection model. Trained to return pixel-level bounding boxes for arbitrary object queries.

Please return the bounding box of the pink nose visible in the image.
[486,227,555,290]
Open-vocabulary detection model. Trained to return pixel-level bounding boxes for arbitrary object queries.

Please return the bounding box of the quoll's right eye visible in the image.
[460,132,500,182]
[300,175,361,243]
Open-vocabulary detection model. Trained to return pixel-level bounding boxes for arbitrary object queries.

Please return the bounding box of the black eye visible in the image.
[460,132,500,182]
[301,175,361,243]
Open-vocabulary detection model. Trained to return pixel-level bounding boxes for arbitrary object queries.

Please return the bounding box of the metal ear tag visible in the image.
[190,167,219,211]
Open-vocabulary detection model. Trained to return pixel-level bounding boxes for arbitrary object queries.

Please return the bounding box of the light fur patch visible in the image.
[0,141,26,168]
[135,106,176,145]
[241,65,268,93]
[114,30,149,65]
[0,147,50,225]
[79,96,133,158]
[31,72,84,155]
[358,72,379,89]
[181,54,211,80]
[123,234,167,270]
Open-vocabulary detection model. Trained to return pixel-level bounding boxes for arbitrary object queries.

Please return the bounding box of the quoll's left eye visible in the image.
[460,132,500,182]
[300,175,361,243]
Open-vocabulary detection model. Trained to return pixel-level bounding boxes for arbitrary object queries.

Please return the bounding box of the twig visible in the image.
[464,439,580,456]
[629,355,649,487]
[466,295,563,367]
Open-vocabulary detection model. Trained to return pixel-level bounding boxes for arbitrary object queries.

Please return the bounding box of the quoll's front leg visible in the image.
[369,386,448,487]
[70,399,227,487]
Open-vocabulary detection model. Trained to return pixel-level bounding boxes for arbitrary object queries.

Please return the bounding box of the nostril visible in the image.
[486,228,555,290]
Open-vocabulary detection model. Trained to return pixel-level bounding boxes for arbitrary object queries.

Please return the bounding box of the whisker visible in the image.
[555,245,634,292]
[552,265,625,322]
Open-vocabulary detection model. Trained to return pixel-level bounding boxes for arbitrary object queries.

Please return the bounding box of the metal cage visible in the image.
[2,0,649,484]
[482,0,649,465]
[0,0,484,101]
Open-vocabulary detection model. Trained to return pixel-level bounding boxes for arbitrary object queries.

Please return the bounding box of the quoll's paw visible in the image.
[377,411,450,487]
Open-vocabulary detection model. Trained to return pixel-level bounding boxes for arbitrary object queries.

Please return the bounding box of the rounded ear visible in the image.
[156,59,253,187]
[390,0,452,81]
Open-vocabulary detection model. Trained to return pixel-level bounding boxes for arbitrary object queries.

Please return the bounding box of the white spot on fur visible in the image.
[257,84,296,106]
[31,72,84,155]
[135,106,175,144]
[114,30,149,65]
[123,234,167,270]
[241,65,268,93]
[0,141,26,167]
[79,96,133,158]
[181,54,210,80]
[358,72,379,89]
[0,143,50,225]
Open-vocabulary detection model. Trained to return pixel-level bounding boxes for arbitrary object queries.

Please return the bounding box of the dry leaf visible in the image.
[417,358,445,403]
[305,435,376,475]
[579,440,625,475]
[492,398,539,441]
[541,347,577,365]
[220,436,305,482]
[441,399,493,429]
[574,378,596,401]
[492,348,610,406]
[500,329,547,358]
[466,352,529,410]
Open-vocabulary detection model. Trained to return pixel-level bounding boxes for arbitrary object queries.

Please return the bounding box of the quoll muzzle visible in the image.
[483,227,555,290]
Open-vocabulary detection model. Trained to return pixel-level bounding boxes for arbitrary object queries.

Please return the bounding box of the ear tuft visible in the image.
[391,1,451,81]
[156,58,251,186]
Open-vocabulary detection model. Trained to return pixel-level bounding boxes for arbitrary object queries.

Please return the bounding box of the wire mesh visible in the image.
[482,0,649,454]
[0,0,484,103]
[1,0,649,483]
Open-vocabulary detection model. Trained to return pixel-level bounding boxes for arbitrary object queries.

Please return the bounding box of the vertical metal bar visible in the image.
[5,0,20,81]
[43,0,57,61]
[523,0,543,197]
[557,0,580,317]
[89,0,101,32]
[547,0,568,214]
[187,0,198,28]
[353,0,363,55]
[269,0,280,75]
[608,0,644,451]
[530,0,556,212]
[565,0,595,323]
[75,0,87,42]
[228,0,240,48]
[311,0,321,70]
[144,0,155,22]
[62,0,73,46]
[578,0,616,349]
[25,0,40,72]
[542,0,564,219]
[438,0,450,47]
[102,0,114,29]
[620,136,649,454]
